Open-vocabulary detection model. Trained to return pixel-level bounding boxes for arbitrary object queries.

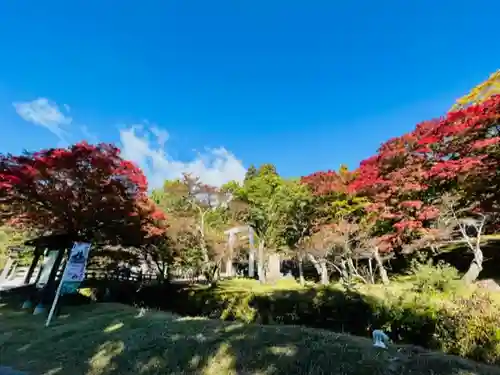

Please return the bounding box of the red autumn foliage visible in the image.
[348,130,435,250]
[348,95,500,251]
[417,95,500,212]
[300,165,355,196]
[0,142,167,246]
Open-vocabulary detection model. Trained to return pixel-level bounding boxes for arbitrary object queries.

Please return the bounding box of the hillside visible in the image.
[0,303,499,375]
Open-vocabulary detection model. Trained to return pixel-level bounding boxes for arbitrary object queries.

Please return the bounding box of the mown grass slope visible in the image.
[0,302,499,375]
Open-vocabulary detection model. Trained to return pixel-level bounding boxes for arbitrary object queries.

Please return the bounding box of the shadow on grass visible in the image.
[162,284,440,349]
[0,301,388,375]
[1,295,498,375]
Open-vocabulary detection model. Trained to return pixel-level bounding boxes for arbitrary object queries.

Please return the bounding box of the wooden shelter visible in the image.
[22,234,76,314]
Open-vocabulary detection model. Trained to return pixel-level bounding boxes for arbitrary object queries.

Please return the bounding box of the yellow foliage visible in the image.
[453,70,500,110]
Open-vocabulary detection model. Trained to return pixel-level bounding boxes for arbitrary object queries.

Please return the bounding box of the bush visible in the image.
[163,283,500,365]
[436,292,500,364]
[75,277,500,365]
[408,260,463,294]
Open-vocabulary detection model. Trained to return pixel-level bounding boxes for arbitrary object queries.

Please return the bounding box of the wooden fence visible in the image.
[84,268,207,284]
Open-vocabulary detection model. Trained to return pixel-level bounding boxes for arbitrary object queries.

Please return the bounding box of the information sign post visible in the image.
[45,242,91,327]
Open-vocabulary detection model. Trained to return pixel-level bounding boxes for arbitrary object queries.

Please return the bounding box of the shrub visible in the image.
[76,278,500,365]
[408,260,463,294]
[163,283,500,365]
[435,292,500,364]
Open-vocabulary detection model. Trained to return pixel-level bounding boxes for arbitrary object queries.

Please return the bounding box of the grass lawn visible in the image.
[1,302,499,375]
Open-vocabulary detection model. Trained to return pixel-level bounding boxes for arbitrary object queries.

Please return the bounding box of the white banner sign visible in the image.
[62,242,91,282]
[46,242,91,327]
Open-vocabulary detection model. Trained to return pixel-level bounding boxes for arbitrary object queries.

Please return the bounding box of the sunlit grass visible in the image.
[210,277,307,293]
[0,302,499,375]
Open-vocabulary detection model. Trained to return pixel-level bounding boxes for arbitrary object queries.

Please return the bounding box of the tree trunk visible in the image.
[373,248,389,285]
[306,253,322,275]
[257,240,266,284]
[368,258,375,284]
[346,257,357,281]
[225,258,234,277]
[298,252,305,286]
[210,265,221,287]
[226,231,235,277]
[462,246,484,284]
[205,260,221,288]
[306,254,329,285]
[199,210,210,264]
[319,258,329,285]
[151,257,168,285]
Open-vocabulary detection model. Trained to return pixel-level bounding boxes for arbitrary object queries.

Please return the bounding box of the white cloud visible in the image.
[11,97,247,189]
[120,125,247,189]
[13,98,72,142]
[150,126,169,147]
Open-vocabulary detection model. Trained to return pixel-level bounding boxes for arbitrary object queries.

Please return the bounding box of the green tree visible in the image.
[279,180,316,285]
[257,163,278,177]
[152,174,235,284]
[244,164,258,183]
[233,170,289,283]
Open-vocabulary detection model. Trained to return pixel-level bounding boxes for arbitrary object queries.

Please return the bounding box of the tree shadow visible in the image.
[0,302,397,375]
[1,293,498,375]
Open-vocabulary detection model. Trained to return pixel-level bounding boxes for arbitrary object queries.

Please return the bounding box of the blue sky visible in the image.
[0,1,498,188]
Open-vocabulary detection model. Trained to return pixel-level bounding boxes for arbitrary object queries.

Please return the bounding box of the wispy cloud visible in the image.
[13,98,72,143]
[12,97,246,188]
[120,125,247,189]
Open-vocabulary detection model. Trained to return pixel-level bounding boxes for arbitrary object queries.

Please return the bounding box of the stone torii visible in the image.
[224,225,256,277]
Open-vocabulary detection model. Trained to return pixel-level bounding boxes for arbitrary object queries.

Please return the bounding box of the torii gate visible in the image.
[224,225,256,277]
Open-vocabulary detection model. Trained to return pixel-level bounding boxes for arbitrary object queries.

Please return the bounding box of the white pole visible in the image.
[45,255,68,328]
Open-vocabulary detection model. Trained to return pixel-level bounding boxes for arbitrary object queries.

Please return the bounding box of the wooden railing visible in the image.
[84,268,207,284]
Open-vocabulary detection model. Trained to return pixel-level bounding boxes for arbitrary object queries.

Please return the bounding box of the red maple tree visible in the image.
[350,95,500,251]
[418,95,500,214]
[0,142,167,246]
[348,124,441,251]
[300,165,355,196]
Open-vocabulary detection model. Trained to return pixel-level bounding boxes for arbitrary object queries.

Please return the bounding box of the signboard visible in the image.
[63,242,91,283]
[45,242,91,327]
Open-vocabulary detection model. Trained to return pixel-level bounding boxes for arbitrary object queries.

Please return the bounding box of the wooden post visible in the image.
[24,248,42,285]
[34,248,66,315]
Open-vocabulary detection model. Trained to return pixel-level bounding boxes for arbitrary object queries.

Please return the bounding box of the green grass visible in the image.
[196,277,470,307]
[1,302,499,375]
[192,277,310,294]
